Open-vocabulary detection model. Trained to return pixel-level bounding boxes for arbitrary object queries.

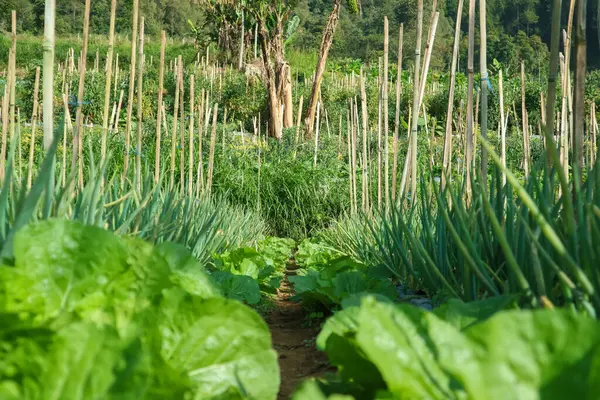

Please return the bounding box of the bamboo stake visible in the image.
[17,110,21,181]
[43,1,55,152]
[406,0,423,202]
[351,99,358,214]
[73,0,90,188]
[0,27,12,180]
[61,94,71,187]
[113,90,124,133]
[26,67,41,189]
[521,61,530,175]
[592,102,597,165]
[114,53,119,98]
[466,0,475,202]
[347,108,353,213]
[257,118,262,210]
[499,69,507,187]
[135,17,145,192]
[560,53,569,180]
[418,12,440,108]
[293,95,304,159]
[101,0,117,168]
[479,0,489,183]
[383,17,390,210]
[314,101,321,168]
[0,87,8,179]
[8,11,16,162]
[392,24,403,200]
[188,75,195,197]
[196,89,205,197]
[109,102,117,132]
[207,103,218,195]
[544,0,562,167]
[155,31,166,183]
[572,0,587,175]
[170,56,181,190]
[124,0,139,180]
[441,0,463,190]
[377,58,383,209]
[540,92,547,148]
[179,62,186,195]
[360,68,369,211]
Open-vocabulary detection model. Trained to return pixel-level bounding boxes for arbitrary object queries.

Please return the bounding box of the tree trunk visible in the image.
[258,19,285,139]
[304,0,342,139]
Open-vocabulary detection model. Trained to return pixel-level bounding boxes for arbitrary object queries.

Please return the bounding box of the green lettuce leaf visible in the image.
[158,295,280,399]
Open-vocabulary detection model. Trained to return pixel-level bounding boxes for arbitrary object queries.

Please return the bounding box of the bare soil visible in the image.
[267,264,333,399]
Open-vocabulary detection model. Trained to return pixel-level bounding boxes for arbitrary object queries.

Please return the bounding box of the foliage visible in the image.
[289,239,396,310]
[294,296,600,399]
[0,219,280,399]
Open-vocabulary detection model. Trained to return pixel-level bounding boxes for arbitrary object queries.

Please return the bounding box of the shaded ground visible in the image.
[267,262,333,399]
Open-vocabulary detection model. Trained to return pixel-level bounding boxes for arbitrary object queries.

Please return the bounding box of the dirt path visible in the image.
[267,263,332,399]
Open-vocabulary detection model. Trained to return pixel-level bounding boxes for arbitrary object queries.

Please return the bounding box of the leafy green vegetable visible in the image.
[211,271,261,305]
[289,254,397,310]
[213,245,284,295]
[307,296,600,400]
[295,239,340,268]
[0,220,280,399]
[258,237,295,270]
[158,295,279,399]
[433,295,519,330]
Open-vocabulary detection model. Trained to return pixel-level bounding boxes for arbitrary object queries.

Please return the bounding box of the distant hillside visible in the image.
[0,0,598,69]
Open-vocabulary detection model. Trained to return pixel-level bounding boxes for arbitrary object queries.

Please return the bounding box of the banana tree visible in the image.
[205,0,295,139]
[304,0,360,138]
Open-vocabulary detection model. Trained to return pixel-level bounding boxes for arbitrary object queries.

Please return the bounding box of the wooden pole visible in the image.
[61,94,70,187]
[73,0,91,188]
[196,89,205,197]
[392,24,403,200]
[155,31,166,183]
[101,0,117,167]
[572,0,587,176]
[418,13,440,108]
[479,0,489,184]
[382,17,390,210]
[179,62,186,195]
[43,0,56,152]
[314,102,321,168]
[207,103,218,195]
[377,58,383,209]
[293,95,304,159]
[170,56,181,190]
[360,68,369,211]
[26,67,41,189]
[521,61,530,176]
[544,0,564,169]
[441,0,464,190]
[499,70,507,187]
[188,74,195,197]
[466,0,475,202]
[135,17,145,192]
[124,0,139,180]
[405,0,423,202]
[347,108,353,213]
